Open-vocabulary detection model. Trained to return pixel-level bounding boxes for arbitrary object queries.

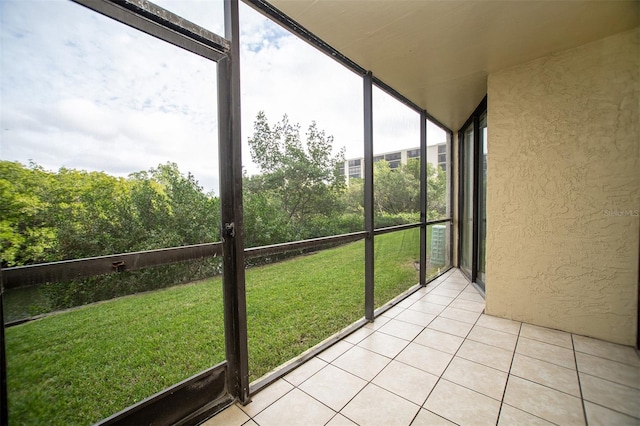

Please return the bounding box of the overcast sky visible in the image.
[0,0,446,194]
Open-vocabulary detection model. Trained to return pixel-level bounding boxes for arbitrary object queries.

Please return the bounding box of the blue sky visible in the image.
[0,0,445,194]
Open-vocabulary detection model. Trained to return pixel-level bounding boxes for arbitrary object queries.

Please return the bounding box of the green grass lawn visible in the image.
[5,230,421,425]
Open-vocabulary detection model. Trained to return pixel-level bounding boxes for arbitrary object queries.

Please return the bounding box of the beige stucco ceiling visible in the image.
[265,0,639,131]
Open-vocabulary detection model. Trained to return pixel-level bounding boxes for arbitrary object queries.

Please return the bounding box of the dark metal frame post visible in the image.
[363,72,375,321]
[447,130,454,267]
[419,111,428,286]
[219,0,250,404]
[471,114,480,284]
[1,273,7,426]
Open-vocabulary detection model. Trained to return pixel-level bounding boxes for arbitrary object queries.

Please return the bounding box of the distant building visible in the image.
[340,143,447,184]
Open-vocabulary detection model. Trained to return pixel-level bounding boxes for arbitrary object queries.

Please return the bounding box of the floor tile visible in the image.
[424,379,501,425]
[444,275,469,285]
[413,328,464,355]
[407,300,446,315]
[420,294,454,306]
[438,282,468,291]
[572,335,640,367]
[357,331,409,358]
[520,323,573,349]
[583,401,640,426]
[439,306,481,324]
[253,388,335,426]
[430,287,462,298]
[503,375,585,425]
[442,356,508,400]
[411,409,456,425]
[407,288,428,300]
[449,298,485,313]
[516,336,575,369]
[468,325,518,351]
[498,404,555,425]
[576,351,640,389]
[243,421,258,426]
[364,315,391,330]
[343,327,375,344]
[428,316,473,337]
[457,338,514,372]
[332,345,391,381]
[326,413,358,426]
[456,291,486,303]
[318,340,354,363]
[476,314,521,335]
[239,379,293,417]
[377,318,424,341]
[283,357,327,386]
[372,360,439,405]
[396,342,454,376]
[202,404,250,426]
[396,297,418,308]
[298,364,367,411]
[510,353,580,396]
[379,305,405,319]
[394,309,436,327]
[341,383,420,426]
[579,372,640,418]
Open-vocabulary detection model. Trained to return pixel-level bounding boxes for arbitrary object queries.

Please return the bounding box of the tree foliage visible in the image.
[1,115,448,318]
[247,111,346,228]
[0,161,219,267]
[341,158,447,221]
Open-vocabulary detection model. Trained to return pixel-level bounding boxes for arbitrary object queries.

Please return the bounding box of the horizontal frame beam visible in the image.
[2,222,452,290]
[243,0,366,76]
[72,0,229,62]
[2,243,223,289]
[97,362,231,426]
[244,231,367,259]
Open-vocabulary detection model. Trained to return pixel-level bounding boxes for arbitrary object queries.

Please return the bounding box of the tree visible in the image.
[340,158,447,221]
[0,161,57,266]
[247,112,346,230]
[373,160,420,215]
[426,162,447,220]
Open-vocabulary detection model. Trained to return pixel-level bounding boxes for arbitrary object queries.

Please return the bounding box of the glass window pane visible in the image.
[372,87,421,228]
[1,1,223,423]
[426,120,449,220]
[238,3,366,383]
[245,242,364,381]
[240,3,363,245]
[374,228,420,309]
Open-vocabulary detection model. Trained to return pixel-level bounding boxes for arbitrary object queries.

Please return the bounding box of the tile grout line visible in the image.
[572,333,590,426]
[416,279,494,423]
[495,320,522,425]
[341,275,476,425]
[332,277,460,423]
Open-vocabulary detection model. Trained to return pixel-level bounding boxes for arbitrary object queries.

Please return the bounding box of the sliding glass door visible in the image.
[459,98,487,291]
[477,113,487,284]
[461,125,474,278]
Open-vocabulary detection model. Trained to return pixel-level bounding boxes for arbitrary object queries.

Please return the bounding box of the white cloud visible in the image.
[1,0,447,194]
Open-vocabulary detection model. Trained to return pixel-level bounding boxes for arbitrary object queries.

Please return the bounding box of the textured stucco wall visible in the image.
[486,28,639,345]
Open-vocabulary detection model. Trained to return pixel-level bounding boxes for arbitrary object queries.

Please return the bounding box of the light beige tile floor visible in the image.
[204,269,640,426]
